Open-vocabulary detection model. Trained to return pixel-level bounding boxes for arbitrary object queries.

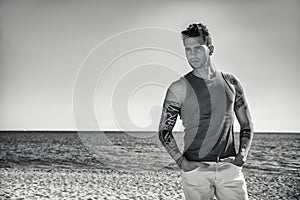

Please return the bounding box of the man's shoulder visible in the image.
[220,71,233,79]
[220,71,239,85]
[166,77,186,105]
[169,77,186,90]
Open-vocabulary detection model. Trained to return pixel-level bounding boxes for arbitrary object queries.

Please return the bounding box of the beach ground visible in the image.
[0,167,299,200]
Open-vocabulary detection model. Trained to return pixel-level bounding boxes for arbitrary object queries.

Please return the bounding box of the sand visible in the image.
[0,168,184,200]
[0,167,299,200]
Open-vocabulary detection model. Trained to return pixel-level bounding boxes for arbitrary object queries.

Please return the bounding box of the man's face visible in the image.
[183,36,209,69]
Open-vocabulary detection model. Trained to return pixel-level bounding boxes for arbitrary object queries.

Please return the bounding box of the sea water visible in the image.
[0,131,299,173]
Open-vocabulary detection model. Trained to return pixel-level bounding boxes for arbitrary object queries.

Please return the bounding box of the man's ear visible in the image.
[208,45,214,55]
[200,44,210,53]
[200,44,212,57]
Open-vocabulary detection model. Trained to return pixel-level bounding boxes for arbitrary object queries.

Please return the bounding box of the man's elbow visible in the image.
[240,123,253,132]
[158,129,171,144]
[239,117,253,131]
[158,129,165,143]
[240,121,254,140]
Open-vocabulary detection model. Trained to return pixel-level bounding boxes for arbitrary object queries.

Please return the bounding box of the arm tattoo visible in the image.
[230,75,247,111]
[158,100,183,167]
[239,128,253,160]
[240,129,251,139]
[159,100,180,130]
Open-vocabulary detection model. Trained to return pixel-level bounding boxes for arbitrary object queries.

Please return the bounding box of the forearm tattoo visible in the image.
[240,129,252,139]
[230,76,247,111]
[158,100,183,166]
[239,129,253,159]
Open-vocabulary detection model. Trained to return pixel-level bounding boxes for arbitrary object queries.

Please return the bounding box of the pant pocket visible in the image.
[182,166,199,174]
[227,162,242,170]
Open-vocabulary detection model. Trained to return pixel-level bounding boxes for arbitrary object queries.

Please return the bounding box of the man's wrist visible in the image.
[176,156,184,168]
[238,148,247,162]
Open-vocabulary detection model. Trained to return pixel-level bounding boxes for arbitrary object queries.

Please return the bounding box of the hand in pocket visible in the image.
[181,157,209,172]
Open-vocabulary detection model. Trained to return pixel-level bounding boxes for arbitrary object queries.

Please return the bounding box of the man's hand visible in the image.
[220,149,247,167]
[180,157,209,172]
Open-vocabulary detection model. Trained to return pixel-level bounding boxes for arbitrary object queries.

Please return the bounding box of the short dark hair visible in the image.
[181,23,214,55]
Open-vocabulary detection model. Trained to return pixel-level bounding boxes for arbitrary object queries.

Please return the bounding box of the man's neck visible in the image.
[192,60,216,80]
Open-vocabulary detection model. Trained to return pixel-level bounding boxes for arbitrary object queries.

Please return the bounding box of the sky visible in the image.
[0,0,299,132]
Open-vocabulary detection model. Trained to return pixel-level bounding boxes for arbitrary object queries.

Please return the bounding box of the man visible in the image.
[158,23,253,200]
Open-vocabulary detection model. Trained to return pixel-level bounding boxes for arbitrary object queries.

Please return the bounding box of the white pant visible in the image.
[181,162,248,200]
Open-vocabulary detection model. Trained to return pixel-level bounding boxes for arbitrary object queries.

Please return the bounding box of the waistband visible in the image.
[187,156,222,163]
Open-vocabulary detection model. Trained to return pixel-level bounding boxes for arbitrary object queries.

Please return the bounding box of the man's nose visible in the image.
[190,50,198,57]
[190,52,198,59]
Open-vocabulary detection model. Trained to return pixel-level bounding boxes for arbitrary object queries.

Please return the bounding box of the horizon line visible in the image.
[0,130,299,134]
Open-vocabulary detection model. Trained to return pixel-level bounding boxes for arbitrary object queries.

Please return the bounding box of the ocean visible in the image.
[0,131,299,172]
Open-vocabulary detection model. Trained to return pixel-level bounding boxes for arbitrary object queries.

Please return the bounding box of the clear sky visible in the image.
[0,0,299,132]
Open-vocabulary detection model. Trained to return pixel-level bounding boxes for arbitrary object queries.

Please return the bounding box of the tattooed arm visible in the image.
[159,80,214,171]
[158,100,184,167]
[231,75,254,166]
[158,81,185,167]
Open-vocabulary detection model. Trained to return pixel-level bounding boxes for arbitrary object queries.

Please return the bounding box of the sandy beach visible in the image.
[1,168,184,200]
[1,166,299,200]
